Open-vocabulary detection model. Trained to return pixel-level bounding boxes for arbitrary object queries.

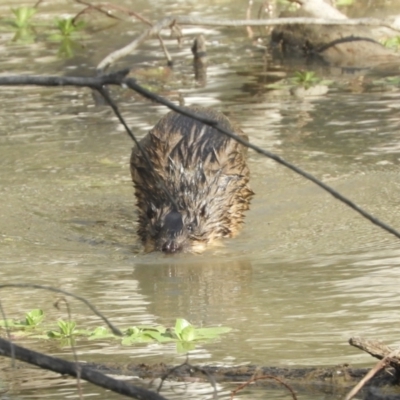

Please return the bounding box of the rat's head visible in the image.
[154,210,190,253]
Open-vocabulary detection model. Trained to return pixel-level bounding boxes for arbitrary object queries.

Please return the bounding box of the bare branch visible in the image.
[54,298,84,400]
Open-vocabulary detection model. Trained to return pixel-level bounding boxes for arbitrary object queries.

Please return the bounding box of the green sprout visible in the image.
[382,36,400,50]
[0,310,231,353]
[10,7,37,29]
[292,71,321,89]
[55,17,85,38]
[24,309,44,327]
[48,320,77,338]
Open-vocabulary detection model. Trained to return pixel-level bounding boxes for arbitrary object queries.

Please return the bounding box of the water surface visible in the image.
[1,0,400,399]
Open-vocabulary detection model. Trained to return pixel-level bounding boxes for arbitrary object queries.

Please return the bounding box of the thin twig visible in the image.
[0,301,15,367]
[73,4,124,25]
[96,85,179,211]
[123,76,400,242]
[73,0,173,70]
[54,298,83,400]
[75,0,153,25]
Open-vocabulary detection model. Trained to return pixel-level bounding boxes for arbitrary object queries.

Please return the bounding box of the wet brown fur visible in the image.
[130,106,253,252]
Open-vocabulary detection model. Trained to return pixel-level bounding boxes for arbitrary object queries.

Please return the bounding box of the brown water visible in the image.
[1,0,400,399]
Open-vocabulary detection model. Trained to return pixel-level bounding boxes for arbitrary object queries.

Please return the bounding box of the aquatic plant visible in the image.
[10,7,37,29]
[48,320,78,338]
[382,36,400,50]
[0,309,43,330]
[0,311,231,352]
[24,309,44,327]
[55,17,85,38]
[292,70,321,89]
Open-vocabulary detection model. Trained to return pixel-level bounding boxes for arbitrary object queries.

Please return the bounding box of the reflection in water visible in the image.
[132,258,253,326]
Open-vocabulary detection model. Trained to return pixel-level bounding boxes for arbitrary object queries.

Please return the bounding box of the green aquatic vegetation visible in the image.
[48,320,77,338]
[0,311,231,352]
[382,36,400,50]
[49,17,86,41]
[56,37,81,58]
[5,7,38,43]
[172,318,232,352]
[24,309,44,327]
[4,7,86,51]
[265,70,332,94]
[0,309,44,338]
[54,17,85,38]
[88,326,116,340]
[122,326,169,345]
[336,0,354,5]
[10,7,37,29]
[0,309,43,329]
[122,319,231,352]
[47,18,86,58]
[292,71,321,89]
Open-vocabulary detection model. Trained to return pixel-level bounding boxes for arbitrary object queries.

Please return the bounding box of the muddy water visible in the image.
[1,0,400,399]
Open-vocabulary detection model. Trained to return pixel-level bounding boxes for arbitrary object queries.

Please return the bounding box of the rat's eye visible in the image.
[146,203,157,219]
[187,223,196,233]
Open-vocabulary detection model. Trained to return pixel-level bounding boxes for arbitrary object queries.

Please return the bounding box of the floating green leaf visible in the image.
[0,319,16,328]
[88,326,115,340]
[0,310,231,352]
